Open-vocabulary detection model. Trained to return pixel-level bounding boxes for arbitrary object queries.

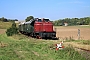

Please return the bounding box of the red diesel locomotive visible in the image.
[19,18,56,39]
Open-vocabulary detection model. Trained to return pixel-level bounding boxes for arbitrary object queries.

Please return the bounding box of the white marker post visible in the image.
[78,29,80,40]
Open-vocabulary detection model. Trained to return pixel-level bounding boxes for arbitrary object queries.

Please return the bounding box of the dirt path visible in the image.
[0,29,6,34]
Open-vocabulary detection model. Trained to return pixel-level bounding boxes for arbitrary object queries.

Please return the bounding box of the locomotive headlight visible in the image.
[43,29,46,31]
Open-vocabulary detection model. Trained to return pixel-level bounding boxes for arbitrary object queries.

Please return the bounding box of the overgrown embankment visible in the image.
[0,34,86,60]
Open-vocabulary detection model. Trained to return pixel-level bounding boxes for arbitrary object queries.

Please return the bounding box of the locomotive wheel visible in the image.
[36,35,42,39]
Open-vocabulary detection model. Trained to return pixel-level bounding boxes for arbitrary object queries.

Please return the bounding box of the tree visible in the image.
[14,19,18,21]
[25,16,34,22]
[6,22,18,36]
[0,17,8,22]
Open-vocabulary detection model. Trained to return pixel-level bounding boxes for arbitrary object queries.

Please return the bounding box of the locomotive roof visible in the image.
[19,22,25,25]
[19,19,35,25]
[19,18,50,25]
[24,19,34,24]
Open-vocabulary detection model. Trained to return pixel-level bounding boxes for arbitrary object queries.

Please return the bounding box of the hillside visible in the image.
[0,21,19,29]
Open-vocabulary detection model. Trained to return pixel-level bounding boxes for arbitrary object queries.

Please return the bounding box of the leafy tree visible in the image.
[0,17,8,22]
[25,16,34,22]
[53,17,90,26]
[6,22,18,36]
[14,19,18,21]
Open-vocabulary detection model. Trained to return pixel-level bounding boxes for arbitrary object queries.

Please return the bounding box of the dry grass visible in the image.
[64,42,90,51]
[0,21,19,29]
[0,41,8,47]
[0,21,12,29]
[32,51,39,56]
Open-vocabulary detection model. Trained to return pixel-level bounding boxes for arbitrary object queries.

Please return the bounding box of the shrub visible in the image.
[6,22,18,36]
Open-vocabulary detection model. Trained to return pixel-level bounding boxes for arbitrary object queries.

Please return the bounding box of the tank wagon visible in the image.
[19,18,56,39]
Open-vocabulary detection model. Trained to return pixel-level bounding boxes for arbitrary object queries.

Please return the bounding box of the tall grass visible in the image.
[0,34,86,60]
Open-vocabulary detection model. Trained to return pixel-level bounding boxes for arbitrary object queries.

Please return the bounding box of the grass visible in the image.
[0,21,19,29]
[77,25,90,28]
[0,34,86,60]
[80,40,90,45]
[65,39,90,45]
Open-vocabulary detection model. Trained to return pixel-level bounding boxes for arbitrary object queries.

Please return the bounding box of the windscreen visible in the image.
[38,19,42,22]
[43,19,49,22]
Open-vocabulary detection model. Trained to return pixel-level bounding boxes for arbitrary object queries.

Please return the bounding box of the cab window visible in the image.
[38,19,42,22]
[44,19,49,22]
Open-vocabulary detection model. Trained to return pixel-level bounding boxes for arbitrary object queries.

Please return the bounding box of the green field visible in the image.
[0,33,86,60]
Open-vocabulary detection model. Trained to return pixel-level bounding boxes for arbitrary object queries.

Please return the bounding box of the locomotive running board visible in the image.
[52,37,59,40]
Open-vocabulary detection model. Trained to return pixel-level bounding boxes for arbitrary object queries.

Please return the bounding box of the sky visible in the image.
[0,0,90,21]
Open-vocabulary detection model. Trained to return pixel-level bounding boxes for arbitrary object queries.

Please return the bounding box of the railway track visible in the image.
[75,47,90,60]
[75,47,90,52]
[64,42,90,60]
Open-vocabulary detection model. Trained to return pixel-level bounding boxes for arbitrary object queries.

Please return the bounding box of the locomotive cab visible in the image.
[34,18,56,39]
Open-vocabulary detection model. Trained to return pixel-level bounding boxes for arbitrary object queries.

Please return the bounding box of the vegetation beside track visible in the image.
[0,34,87,60]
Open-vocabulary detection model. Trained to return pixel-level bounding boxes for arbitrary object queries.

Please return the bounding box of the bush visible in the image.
[6,22,18,36]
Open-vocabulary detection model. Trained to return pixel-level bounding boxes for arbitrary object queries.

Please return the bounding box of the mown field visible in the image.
[54,26,90,40]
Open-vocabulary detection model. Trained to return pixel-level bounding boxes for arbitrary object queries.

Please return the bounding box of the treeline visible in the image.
[0,17,18,22]
[53,17,90,26]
